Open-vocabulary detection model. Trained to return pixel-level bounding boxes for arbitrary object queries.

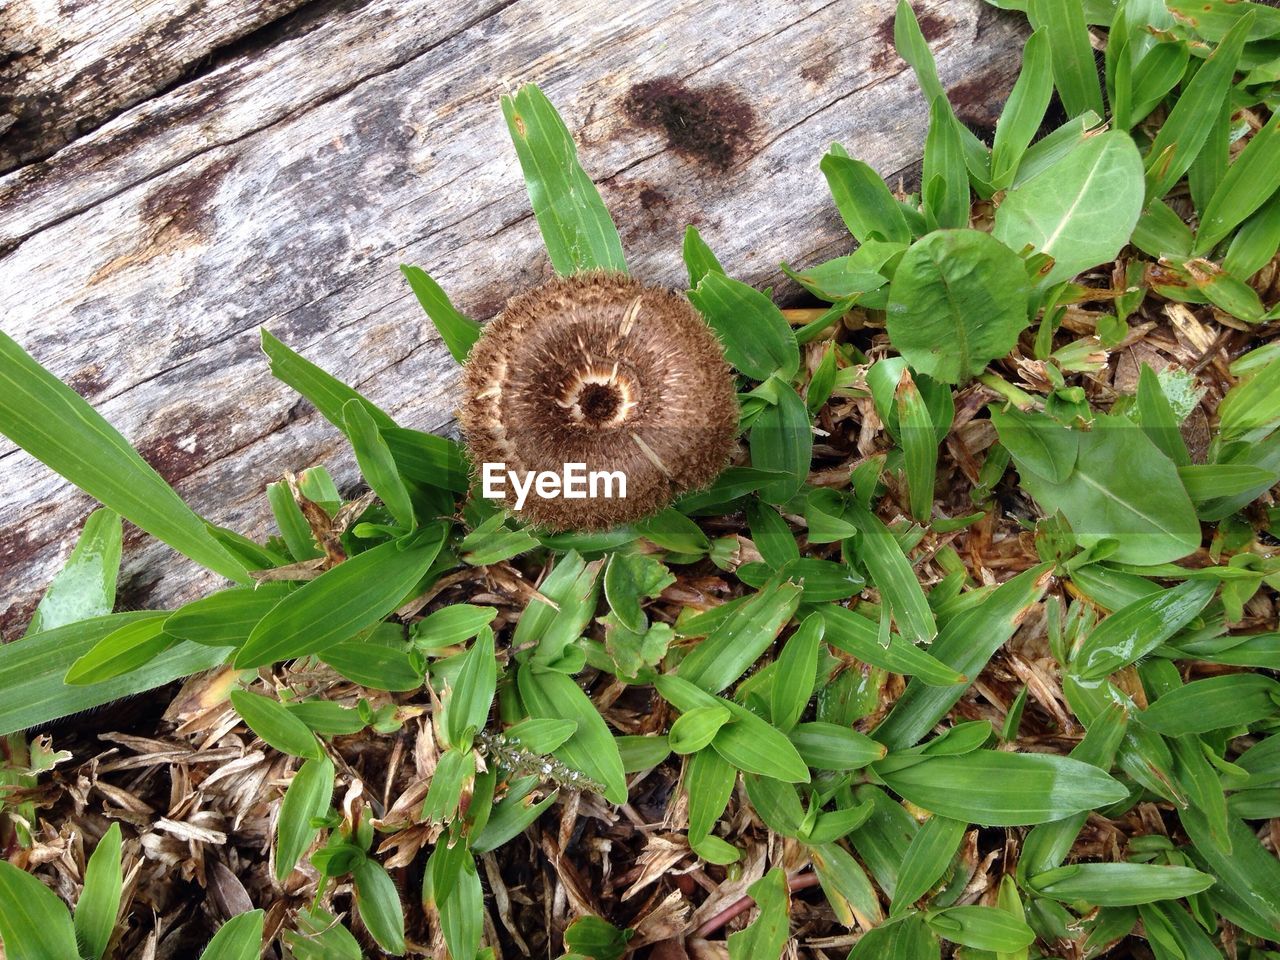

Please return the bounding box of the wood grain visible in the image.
[0,0,1026,638]
[0,0,313,173]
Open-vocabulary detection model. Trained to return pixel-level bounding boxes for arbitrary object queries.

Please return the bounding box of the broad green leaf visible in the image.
[199,911,264,960]
[810,841,884,928]
[848,913,938,960]
[230,689,322,759]
[65,614,176,685]
[988,404,1079,483]
[422,749,477,824]
[925,905,1036,952]
[564,916,633,960]
[517,666,627,803]
[770,614,824,732]
[1165,0,1280,40]
[26,508,121,636]
[656,675,810,783]
[75,822,122,960]
[603,551,674,634]
[235,526,445,667]
[1013,415,1201,565]
[436,852,482,960]
[502,717,577,755]
[818,604,961,685]
[876,749,1128,825]
[1180,807,1280,938]
[886,229,1031,383]
[276,755,335,881]
[400,265,480,363]
[820,151,912,244]
[897,369,939,520]
[846,785,919,899]
[0,861,79,960]
[686,744,737,845]
[1127,41,1190,128]
[1138,901,1227,960]
[353,859,406,956]
[728,869,790,960]
[445,626,497,749]
[471,777,559,852]
[1136,364,1192,467]
[1224,189,1280,278]
[1140,674,1280,735]
[1073,579,1217,679]
[616,734,671,773]
[1028,863,1215,906]
[876,564,1052,748]
[164,582,295,647]
[268,481,323,561]
[790,722,885,771]
[344,400,415,529]
[382,427,470,493]
[891,815,967,915]
[844,499,937,645]
[501,84,626,275]
[688,272,799,380]
[1143,13,1252,200]
[746,500,801,569]
[750,378,812,503]
[1132,197,1195,259]
[0,332,250,584]
[411,604,497,650]
[993,130,1144,287]
[678,580,801,694]
[1018,701,1129,878]
[1028,0,1104,118]
[669,705,732,754]
[0,612,229,736]
[320,635,423,691]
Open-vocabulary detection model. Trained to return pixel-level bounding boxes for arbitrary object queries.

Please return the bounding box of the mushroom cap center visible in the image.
[557,366,639,428]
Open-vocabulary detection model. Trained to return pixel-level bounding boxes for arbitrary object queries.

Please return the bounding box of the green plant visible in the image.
[1,1,1279,957]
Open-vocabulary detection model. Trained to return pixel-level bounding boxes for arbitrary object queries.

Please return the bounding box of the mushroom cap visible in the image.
[459,273,740,530]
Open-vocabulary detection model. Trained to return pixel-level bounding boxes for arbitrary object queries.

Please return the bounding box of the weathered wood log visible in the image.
[0,0,1027,639]
[0,0,313,173]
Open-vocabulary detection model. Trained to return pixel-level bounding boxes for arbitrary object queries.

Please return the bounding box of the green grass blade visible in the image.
[1144,12,1252,201]
[1194,110,1280,253]
[1028,0,1104,118]
[234,526,447,668]
[0,613,230,735]
[400,265,481,363]
[0,332,250,584]
[501,84,627,275]
[260,328,396,434]
[846,500,937,645]
[0,861,80,960]
[74,822,122,960]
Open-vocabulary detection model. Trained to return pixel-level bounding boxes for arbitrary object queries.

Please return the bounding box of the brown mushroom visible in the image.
[459,273,739,530]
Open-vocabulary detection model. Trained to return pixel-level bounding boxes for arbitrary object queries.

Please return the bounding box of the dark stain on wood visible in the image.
[622,77,757,171]
[947,66,1015,133]
[87,155,237,285]
[872,8,950,71]
[800,57,835,85]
